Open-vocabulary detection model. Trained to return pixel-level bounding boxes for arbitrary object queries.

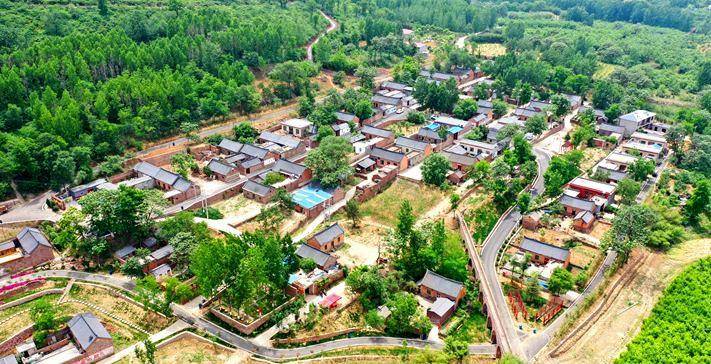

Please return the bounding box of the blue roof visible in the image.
[425,123,439,131]
[292,186,333,209]
[448,126,463,134]
[288,273,299,284]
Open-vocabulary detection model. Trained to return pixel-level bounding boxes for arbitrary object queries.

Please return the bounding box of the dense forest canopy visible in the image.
[0,0,325,195]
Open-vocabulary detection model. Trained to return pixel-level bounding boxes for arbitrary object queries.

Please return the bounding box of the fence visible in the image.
[209,296,300,335]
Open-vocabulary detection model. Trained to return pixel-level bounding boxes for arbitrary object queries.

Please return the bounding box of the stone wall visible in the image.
[0,288,63,312]
[209,296,299,335]
[0,325,33,355]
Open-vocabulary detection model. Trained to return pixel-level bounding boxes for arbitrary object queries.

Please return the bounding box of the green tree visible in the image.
[602,204,658,263]
[543,151,582,196]
[170,153,198,178]
[469,160,491,183]
[344,199,361,227]
[134,338,156,364]
[517,192,531,213]
[392,56,420,85]
[452,99,478,120]
[421,153,450,187]
[232,122,258,143]
[346,265,398,310]
[444,336,469,363]
[98,0,108,16]
[121,257,145,278]
[617,178,641,205]
[548,267,574,295]
[407,111,427,125]
[524,114,547,135]
[684,179,710,225]
[385,292,432,336]
[628,158,655,182]
[304,136,353,188]
[355,66,377,90]
[550,94,571,118]
[492,99,508,118]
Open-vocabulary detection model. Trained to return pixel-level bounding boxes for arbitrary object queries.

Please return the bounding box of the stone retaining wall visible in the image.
[0,325,33,355]
[210,296,299,335]
[0,288,63,311]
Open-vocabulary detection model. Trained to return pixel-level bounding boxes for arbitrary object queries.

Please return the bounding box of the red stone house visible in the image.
[295,244,338,270]
[0,227,54,274]
[567,177,616,201]
[306,223,345,252]
[67,312,115,363]
[206,158,241,182]
[368,147,409,171]
[242,180,276,203]
[143,244,173,273]
[518,237,570,268]
[573,211,596,233]
[360,125,395,146]
[132,161,200,204]
[417,270,465,303]
[427,297,457,327]
[559,195,598,217]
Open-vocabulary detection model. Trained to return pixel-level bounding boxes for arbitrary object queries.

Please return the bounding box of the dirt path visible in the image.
[537,238,711,364]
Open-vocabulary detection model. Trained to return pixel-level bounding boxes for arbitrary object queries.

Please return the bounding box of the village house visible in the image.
[335,111,360,126]
[206,158,241,182]
[455,138,504,158]
[132,161,200,204]
[567,177,616,201]
[288,266,342,296]
[379,81,413,95]
[280,118,314,138]
[618,110,656,136]
[573,210,596,233]
[291,183,345,218]
[257,159,312,191]
[113,245,136,262]
[331,122,351,137]
[19,312,115,364]
[143,244,173,274]
[417,269,465,303]
[257,131,306,159]
[0,227,54,275]
[471,113,491,127]
[522,210,544,230]
[242,180,276,203]
[295,244,338,270]
[562,94,582,110]
[219,139,275,175]
[578,105,608,123]
[428,296,457,327]
[360,125,395,145]
[416,126,453,147]
[620,141,663,162]
[527,100,552,112]
[395,136,433,162]
[476,99,494,119]
[647,122,671,134]
[559,194,599,216]
[431,115,471,135]
[443,151,477,172]
[596,123,626,138]
[513,106,544,121]
[307,223,345,252]
[630,131,668,150]
[353,137,387,155]
[67,178,115,199]
[518,237,571,268]
[367,146,410,171]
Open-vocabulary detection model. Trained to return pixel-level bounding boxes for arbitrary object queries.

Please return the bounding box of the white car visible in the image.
[396,108,404,114]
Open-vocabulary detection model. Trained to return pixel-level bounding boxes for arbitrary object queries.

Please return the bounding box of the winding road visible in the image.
[306,10,339,62]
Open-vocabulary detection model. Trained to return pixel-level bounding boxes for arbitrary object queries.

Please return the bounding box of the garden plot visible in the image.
[474,43,507,58]
[361,179,446,227]
[68,284,172,333]
[212,194,263,223]
[336,220,388,267]
[275,301,370,344]
[150,332,246,364]
[579,147,610,171]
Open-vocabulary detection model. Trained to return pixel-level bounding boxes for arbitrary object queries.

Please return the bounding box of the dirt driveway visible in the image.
[538,238,711,363]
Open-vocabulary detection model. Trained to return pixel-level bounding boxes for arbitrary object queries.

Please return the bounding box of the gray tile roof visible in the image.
[477,100,493,108]
[417,270,464,298]
[218,139,244,154]
[133,161,161,178]
[369,147,405,163]
[259,131,301,149]
[514,107,541,118]
[371,95,400,105]
[361,125,394,139]
[113,245,136,259]
[619,110,655,123]
[243,180,274,197]
[68,312,111,351]
[296,243,334,267]
[597,124,626,134]
[150,263,172,278]
[312,223,344,246]
[240,144,270,159]
[381,81,412,92]
[417,128,444,141]
[597,167,627,182]
[143,237,157,248]
[356,157,376,169]
[272,159,307,178]
[335,112,357,123]
[444,152,477,166]
[149,245,174,261]
[69,178,108,195]
[172,177,193,192]
[396,136,429,151]
[528,100,551,111]
[207,158,236,176]
[559,195,596,212]
[16,227,51,254]
[574,211,595,224]
[239,157,263,169]
[519,237,570,262]
[428,297,455,317]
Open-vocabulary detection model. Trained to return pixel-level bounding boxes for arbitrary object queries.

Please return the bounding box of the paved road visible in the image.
[29,270,136,291]
[306,10,338,61]
[0,191,59,225]
[171,303,496,359]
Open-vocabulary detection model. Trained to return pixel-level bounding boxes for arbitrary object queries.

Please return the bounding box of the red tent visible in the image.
[320,294,341,309]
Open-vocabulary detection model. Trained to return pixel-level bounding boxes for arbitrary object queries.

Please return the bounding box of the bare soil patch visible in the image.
[538,238,711,363]
[154,334,247,364]
[361,179,446,227]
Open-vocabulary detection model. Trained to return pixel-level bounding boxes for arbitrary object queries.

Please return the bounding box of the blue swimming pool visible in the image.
[291,186,332,209]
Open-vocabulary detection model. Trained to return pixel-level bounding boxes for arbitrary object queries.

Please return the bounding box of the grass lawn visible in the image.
[361,179,446,227]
